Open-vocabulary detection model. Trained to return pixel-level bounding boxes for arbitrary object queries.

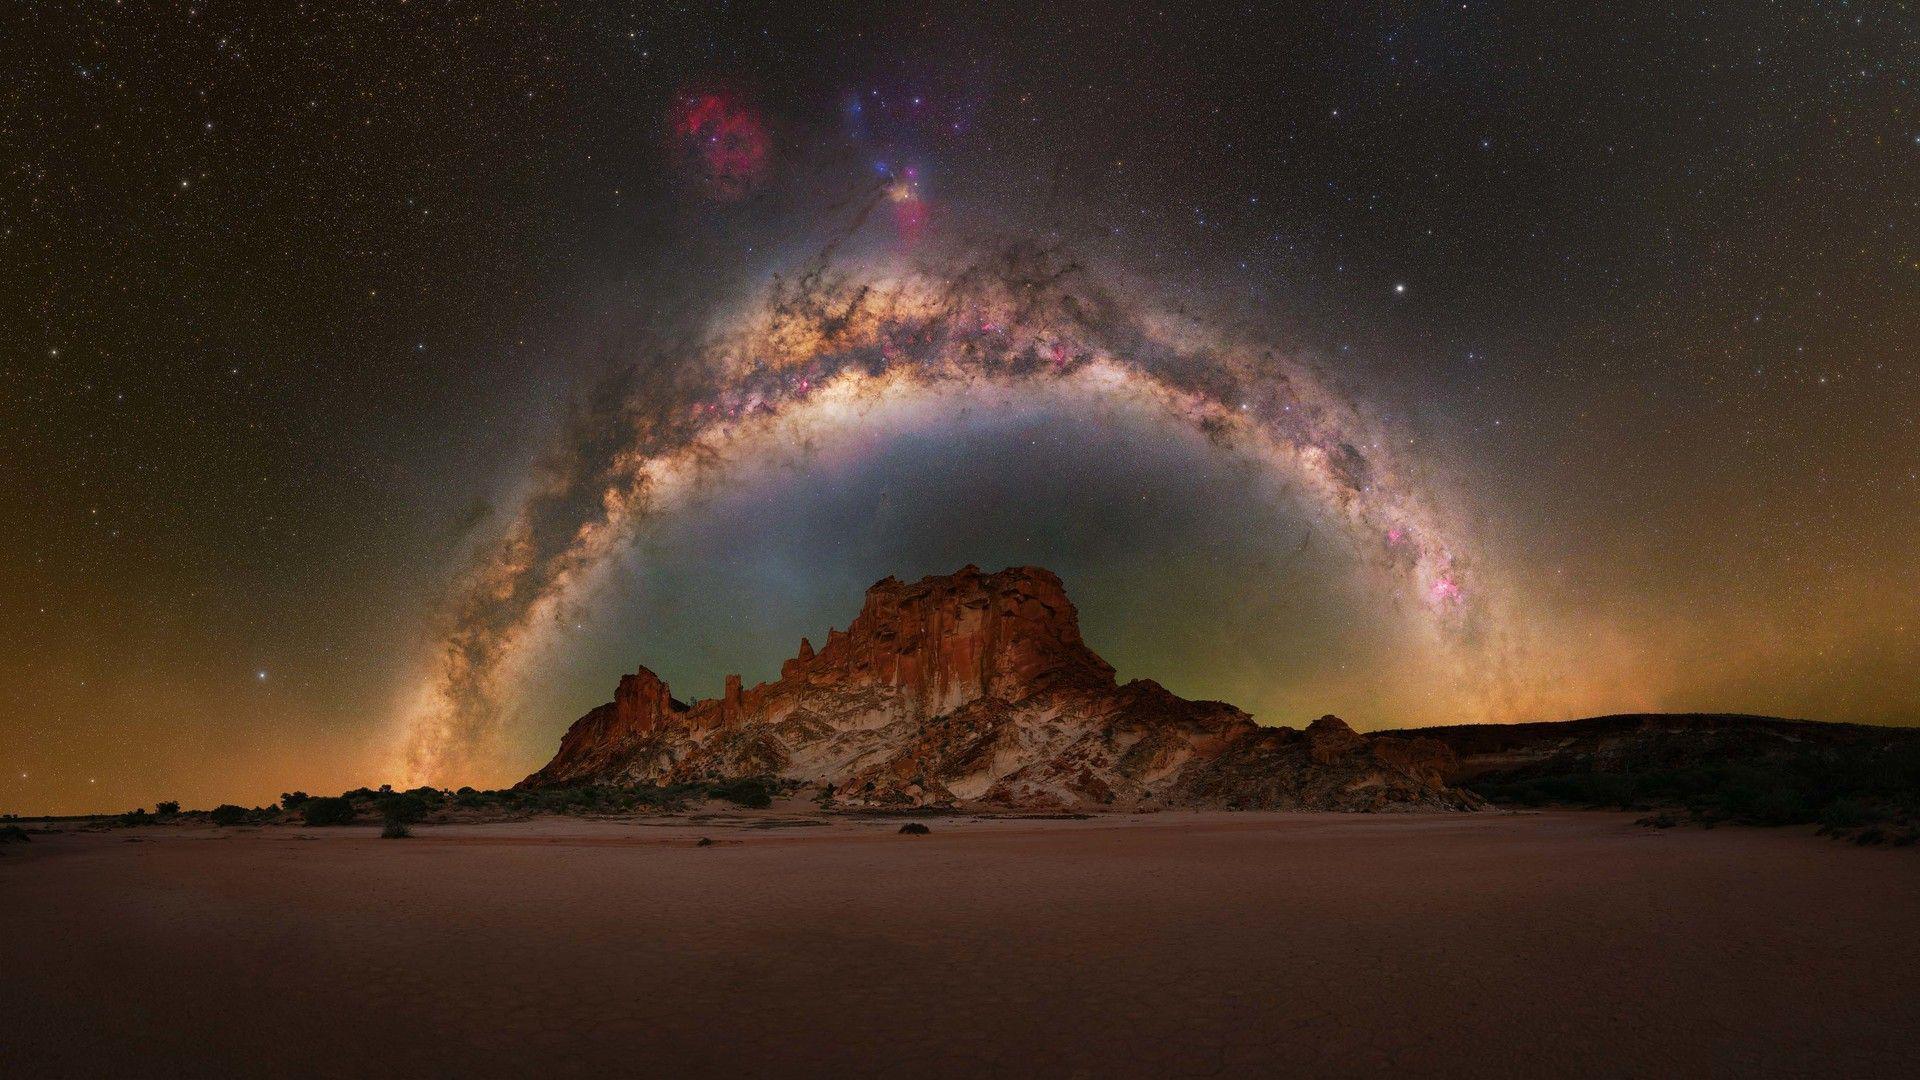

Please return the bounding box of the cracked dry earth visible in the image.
[3,811,1916,1078]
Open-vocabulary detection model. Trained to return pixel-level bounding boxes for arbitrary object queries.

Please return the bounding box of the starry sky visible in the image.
[5,2,1916,814]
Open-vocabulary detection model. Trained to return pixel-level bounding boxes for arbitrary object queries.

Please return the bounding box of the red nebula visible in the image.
[668,92,769,200]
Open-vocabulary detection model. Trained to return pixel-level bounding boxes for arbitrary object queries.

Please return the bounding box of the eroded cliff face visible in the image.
[522,565,1479,812]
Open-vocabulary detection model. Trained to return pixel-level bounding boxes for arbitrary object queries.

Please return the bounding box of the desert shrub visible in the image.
[379,793,429,827]
[154,801,180,817]
[531,787,590,813]
[1498,782,1548,807]
[1743,786,1814,827]
[279,791,311,809]
[707,776,775,809]
[120,808,151,826]
[381,820,411,839]
[898,823,931,835]
[1819,798,1873,831]
[301,796,357,826]
[613,784,690,812]
[1582,773,1637,808]
[209,804,250,826]
[0,824,29,843]
[453,788,489,808]
[1855,826,1886,846]
[1474,775,1638,809]
[1475,759,1894,833]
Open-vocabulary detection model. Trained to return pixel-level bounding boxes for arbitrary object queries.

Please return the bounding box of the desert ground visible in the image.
[3,810,1916,1079]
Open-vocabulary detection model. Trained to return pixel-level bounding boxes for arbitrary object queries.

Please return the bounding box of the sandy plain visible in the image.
[2,809,1916,1078]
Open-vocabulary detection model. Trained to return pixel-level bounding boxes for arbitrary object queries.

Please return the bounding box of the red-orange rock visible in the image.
[615,666,676,734]
[520,566,1482,812]
[1306,714,1367,764]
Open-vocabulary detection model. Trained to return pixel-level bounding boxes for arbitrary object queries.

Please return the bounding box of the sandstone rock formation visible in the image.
[522,565,1482,811]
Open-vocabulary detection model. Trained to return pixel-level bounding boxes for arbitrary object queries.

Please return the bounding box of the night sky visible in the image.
[5,3,1916,814]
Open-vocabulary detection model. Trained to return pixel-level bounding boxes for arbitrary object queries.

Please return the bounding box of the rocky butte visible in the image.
[522,565,1479,811]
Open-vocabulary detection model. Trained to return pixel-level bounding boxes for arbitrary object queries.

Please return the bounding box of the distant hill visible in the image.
[1405,713,1920,832]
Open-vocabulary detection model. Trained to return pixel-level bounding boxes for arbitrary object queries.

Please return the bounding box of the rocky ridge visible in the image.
[522,565,1479,811]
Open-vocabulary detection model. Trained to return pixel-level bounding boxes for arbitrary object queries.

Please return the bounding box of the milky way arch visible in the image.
[399,233,1498,785]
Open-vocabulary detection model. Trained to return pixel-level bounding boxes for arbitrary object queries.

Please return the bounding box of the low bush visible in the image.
[154,801,180,817]
[707,777,775,809]
[629,783,701,810]
[0,824,29,843]
[209,804,250,826]
[1819,798,1872,831]
[279,791,311,809]
[301,796,357,826]
[379,793,429,828]
[531,787,592,813]
[1469,739,1920,841]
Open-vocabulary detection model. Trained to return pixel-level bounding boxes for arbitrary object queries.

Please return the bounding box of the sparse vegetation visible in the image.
[1469,736,1920,843]
[1819,798,1872,832]
[301,796,357,826]
[707,776,776,809]
[381,820,411,839]
[37,775,844,833]
[379,793,429,828]
[208,779,796,823]
[0,824,29,843]
[898,822,931,835]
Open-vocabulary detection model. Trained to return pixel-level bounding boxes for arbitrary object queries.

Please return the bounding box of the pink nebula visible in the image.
[668,92,769,200]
